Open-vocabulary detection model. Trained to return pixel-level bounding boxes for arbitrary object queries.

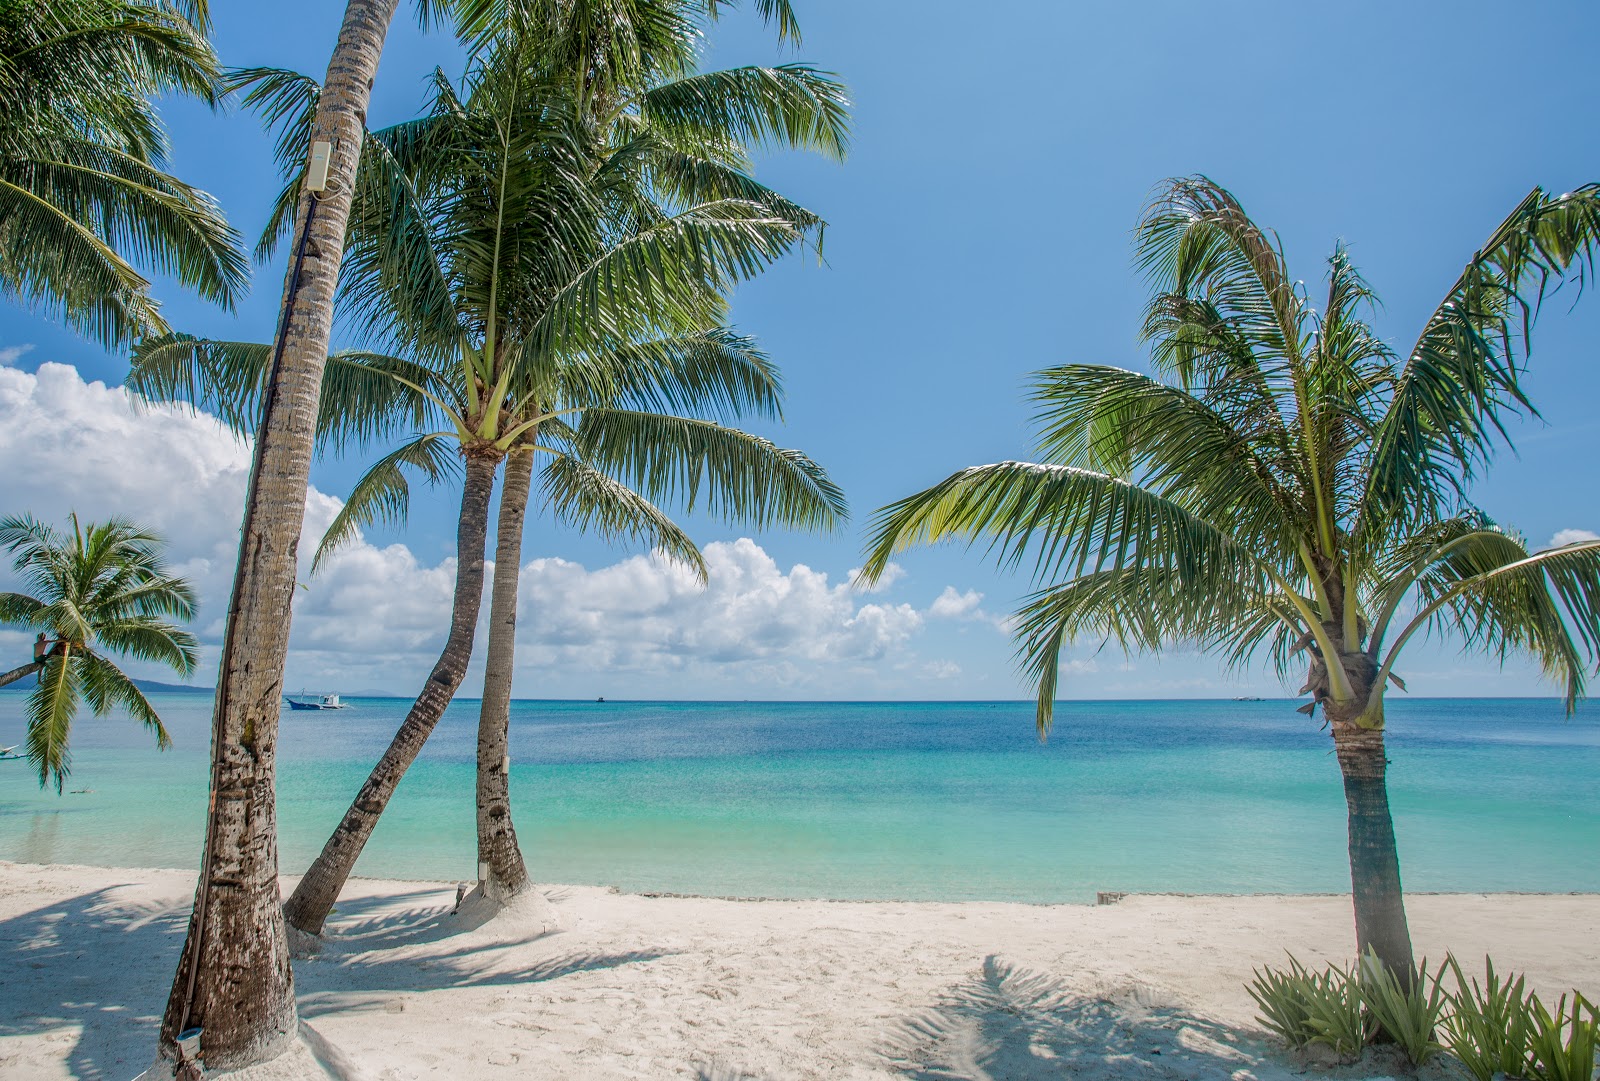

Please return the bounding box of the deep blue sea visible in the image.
[0,696,1595,902]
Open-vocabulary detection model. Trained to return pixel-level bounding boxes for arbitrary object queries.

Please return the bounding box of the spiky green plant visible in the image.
[1359,950,1448,1066]
[0,513,197,788]
[862,175,1600,979]
[1526,992,1599,1081]
[0,0,245,345]
[1248,955,1369,1059]
[1442,954,1537,1081]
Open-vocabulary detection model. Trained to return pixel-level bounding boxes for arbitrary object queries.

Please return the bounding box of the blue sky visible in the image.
[2,1,1597,700]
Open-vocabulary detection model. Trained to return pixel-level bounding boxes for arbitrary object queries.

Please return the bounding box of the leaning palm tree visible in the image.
[134,15,842,933]
[862,176,1600,982]
[150,1,403,1072]
[0,0,245,346]
[454,0,848,903]
[0,513,198,790]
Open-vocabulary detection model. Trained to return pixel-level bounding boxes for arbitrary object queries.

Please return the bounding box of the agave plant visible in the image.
[863,176,1600,979]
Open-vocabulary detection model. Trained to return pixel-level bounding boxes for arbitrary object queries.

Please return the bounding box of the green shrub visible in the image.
[1246,951,1598,1080]
[1357,949,1447,1067]
[1247,956,1316,1049]
[1441,954,1535,1081]
[1247,955,1369,1059]
[1525,991,1599,1081]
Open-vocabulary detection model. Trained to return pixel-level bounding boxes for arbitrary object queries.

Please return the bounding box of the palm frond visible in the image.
[25,649,79,790]
[314,434,463,571]
[642,64,850,161]
[540,453,707,581]
[1360,185,1600,530]
[572,409,845,531]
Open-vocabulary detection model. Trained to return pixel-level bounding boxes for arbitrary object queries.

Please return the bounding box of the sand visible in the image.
[2,862,1597,1080]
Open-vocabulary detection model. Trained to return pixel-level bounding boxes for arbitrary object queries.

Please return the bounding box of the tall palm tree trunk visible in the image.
[283,449,499,935]
[1329,703,1416,983]
[0,661,41,687]
[158,1,397,1072]
[476,447,533,900]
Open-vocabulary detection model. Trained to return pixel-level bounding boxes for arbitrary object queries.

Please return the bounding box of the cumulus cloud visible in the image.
[1548,528,1600,549]
[0,361,436,686]
[928,585,984,620]
[513,539,927,685]
[0,360,1012,697]
[0,343,33,366]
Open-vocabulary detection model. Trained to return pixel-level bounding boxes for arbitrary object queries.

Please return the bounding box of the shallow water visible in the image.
[0,696,1594,902]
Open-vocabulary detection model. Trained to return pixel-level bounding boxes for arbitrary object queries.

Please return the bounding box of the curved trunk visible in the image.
[158,1,398,1074]
[283,449,498,935]
[1326,678,1416,984]
[476,447,533,900]
[0,660,42,688]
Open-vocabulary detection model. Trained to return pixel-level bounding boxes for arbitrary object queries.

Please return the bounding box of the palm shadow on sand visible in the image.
[0,884,184,1081]
[294,885,673,1017]
[882,956,1272,1081]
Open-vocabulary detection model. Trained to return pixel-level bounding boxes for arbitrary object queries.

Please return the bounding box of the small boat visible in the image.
[286,693,348,711]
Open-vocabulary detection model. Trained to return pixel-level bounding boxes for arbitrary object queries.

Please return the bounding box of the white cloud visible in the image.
[1549,528,1600,549]
[512,539,927,685]
[0,343,33,366]
[0,361,434,687]
[0,361,1018,698]
[928,585,984,620]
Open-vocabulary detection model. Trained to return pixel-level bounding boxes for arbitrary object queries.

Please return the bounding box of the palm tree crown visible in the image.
[866,176,1600,731]
[0,0,247,346]
[0,512,198,789]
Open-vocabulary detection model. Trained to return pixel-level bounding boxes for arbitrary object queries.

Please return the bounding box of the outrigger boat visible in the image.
[285,692,348,711]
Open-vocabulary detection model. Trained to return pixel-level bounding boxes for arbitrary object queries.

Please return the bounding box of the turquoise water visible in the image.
[0,696,1595,902]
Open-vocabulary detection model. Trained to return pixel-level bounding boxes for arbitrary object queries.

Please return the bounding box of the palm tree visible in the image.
[152,0,403,1072]
[133,12,844,932]
[0,513,197,789]
[0,0,246,346]
[460,0,849,902]
[862,176,1600,982]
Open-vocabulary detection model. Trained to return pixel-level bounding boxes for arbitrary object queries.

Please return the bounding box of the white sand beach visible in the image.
[2,861,1597,1081]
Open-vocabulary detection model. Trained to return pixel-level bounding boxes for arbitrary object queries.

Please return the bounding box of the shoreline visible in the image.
[5,862,1599,1080]
[10,859,1600,906]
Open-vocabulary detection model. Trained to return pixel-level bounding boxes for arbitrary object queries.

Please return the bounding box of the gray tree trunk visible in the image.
[0,660,41,688]
[476,446,534,900]
[284,449,499,935]
[1322,656,1416,985]
[157,1,398,1073]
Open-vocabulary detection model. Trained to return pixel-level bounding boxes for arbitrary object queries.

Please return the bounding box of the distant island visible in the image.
[0,677,212,695]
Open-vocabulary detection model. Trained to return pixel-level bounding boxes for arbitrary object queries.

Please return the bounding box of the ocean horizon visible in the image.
[2,695,1595,904]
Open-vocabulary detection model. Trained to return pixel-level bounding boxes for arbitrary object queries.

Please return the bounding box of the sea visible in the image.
[0,696,1595,903]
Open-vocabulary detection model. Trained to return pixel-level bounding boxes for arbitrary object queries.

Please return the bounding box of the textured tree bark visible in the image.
[0,660,41,688]
[1328,700,1416,985]
[283,449,499,934]
[157,1,398,1073]
[476,446,534,900]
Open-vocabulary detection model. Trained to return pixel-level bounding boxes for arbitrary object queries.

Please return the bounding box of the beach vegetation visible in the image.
[0,0,245,346]
[1247,954,1369,1059]
[1525,992,1600,1081]
[1442,954,1536,1080]
[862,175,1600,981]
[1359,949,1447,1065]
[0,512,197,789]
[1252,952,1600,1080]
